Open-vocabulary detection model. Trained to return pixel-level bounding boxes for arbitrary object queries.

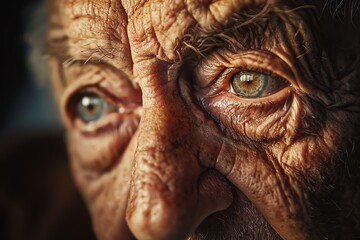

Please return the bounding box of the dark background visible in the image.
[1,0,60,137]
[0,1,95,239]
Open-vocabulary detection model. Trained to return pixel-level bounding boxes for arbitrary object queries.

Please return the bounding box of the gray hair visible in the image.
[323,0,360,24]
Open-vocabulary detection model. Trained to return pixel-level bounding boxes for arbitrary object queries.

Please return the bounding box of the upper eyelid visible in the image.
[226,67,287,84]
[76,86,120,105]
[61,62,135,103]
[195,50,297,88]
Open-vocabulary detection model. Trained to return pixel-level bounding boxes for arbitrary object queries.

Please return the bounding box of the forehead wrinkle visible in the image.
[186,0,275,29]
[64,0,112,20]
[180,1,316,57]
[121,0,147,16]
[126,0,286,62]
[54,0,133,75]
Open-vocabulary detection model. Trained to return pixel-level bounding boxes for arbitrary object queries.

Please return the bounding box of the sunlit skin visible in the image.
[47,0,360,239]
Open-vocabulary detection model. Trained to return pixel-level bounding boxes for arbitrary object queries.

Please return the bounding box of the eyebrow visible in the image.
[47,34,117,68]
[180,2,315,61]
[47,26,120,89]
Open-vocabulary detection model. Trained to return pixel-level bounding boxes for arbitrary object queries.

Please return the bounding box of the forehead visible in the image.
[49,0,320,83]
[60,0,275,27]
[51,0,283,63]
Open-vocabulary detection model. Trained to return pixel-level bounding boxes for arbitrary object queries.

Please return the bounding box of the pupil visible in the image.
[82,97,99,114]
[86,103,97,113]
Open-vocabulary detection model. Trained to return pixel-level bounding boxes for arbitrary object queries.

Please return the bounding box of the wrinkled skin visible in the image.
[47,0,360,239]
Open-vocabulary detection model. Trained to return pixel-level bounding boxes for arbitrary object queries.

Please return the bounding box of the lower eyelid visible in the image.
[204,87,293,117]
[216,84,293,104]
[74,109,141,136]
[69,115,141,172]
[202,89,294,141]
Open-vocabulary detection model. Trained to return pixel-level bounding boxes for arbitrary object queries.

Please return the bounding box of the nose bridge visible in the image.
[134,60,197,159]
[126,60,234,239]
[135,60,197,167]
[127,61,201,239]
[135,75,200,201]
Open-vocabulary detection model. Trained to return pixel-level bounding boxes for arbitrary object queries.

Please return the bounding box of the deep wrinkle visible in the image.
[46,0,360,239]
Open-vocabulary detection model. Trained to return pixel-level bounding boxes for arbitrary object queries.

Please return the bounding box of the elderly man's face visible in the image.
[47,0,360,239]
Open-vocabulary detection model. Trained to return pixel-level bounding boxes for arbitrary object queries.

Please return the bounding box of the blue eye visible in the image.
[76,93,116,123]
[230,71,288,98]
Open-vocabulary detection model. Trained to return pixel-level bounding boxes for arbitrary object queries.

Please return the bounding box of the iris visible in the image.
[230,71,287,98]
[77,93,107,122]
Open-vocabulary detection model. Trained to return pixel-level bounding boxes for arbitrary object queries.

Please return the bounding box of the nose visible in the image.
[125,64,233,240]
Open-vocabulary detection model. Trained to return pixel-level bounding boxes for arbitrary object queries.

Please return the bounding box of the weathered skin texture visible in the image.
[47,0,360,239]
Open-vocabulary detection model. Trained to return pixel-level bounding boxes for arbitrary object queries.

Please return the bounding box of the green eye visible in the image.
[230,71,288,98]
[76,93,116,123]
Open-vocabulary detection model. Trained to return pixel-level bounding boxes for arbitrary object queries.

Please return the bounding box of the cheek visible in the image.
[69,133,138,240]
[269,110,351,174]
[67,117,139,172]
[203,89,346,173]
[209,92,354,238]
[67,120,140,239]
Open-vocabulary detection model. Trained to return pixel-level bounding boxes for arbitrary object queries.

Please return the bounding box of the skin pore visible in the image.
[47,0,360,239]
